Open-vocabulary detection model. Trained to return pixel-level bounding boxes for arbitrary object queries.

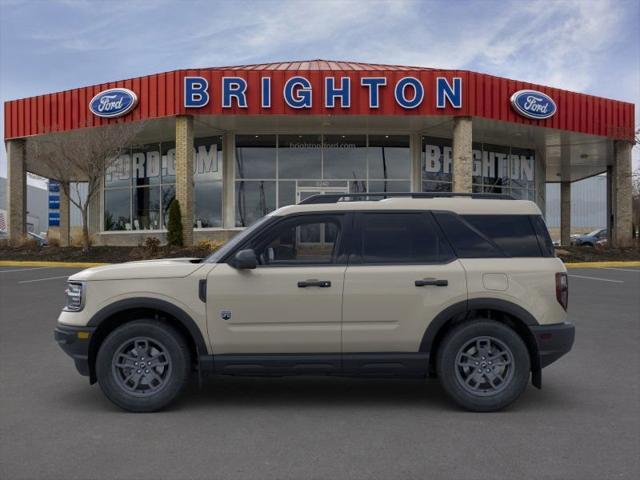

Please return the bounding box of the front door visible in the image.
[206,213,348,356]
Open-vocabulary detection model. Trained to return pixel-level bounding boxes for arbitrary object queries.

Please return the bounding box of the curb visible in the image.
[563,261,640,268]
[0,261,108,268]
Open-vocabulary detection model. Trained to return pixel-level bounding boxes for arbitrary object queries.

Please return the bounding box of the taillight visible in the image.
[556,272,568,310]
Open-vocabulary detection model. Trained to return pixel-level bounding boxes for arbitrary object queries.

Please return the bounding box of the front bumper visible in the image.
[54,324,95,377]
[530,322,575,368]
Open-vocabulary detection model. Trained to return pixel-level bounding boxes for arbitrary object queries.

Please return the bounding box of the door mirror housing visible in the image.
[230,249,258,269]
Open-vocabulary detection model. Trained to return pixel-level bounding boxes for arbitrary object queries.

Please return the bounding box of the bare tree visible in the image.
[27,121,144,250]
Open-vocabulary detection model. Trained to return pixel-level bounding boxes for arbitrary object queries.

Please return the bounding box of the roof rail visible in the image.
[298,192,514,204]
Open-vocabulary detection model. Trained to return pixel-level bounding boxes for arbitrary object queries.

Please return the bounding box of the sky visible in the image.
[0,0,638,183]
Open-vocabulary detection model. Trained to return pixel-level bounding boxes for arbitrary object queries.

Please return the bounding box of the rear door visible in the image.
[341,212,467,353]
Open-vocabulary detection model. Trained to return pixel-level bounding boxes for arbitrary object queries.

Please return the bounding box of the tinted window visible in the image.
[357,213,454,264]
[433,212,503,258]
[254,216,342,265]
[531,215,555,257]
[463,215,542,257]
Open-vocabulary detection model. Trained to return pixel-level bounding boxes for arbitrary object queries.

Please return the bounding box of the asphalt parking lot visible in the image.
[1,265,639,480]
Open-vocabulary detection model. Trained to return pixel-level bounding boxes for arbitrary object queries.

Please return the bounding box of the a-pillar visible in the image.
[560,181,571,246]
[452,117,472,193]
[59,182,70,246]
[611,141,633,247]
[175,115,194,246]
[6,139,27,244]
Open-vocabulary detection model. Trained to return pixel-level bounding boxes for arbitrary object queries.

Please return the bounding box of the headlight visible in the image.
[64,282,84,312]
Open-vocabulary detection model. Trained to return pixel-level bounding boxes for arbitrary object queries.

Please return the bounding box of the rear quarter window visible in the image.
[462,214,543,257]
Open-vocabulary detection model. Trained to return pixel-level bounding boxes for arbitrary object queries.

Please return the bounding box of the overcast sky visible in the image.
[1,0,638,181]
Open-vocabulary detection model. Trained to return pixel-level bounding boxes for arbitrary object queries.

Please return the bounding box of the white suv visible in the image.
[55,193,574,412]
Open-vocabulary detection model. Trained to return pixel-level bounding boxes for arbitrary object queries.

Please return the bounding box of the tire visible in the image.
[436,319,530,412]
[96,320,191,412]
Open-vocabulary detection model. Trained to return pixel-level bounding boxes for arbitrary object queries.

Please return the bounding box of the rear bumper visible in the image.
[54,324,95,377]
[530,322,575,368]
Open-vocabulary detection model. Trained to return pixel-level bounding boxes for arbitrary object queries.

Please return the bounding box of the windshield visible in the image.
[204,216,272,263]
[586,229,603,237]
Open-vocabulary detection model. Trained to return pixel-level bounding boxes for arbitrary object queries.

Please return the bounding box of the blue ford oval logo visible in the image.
[89,88,138,118]
[510,89,556,120]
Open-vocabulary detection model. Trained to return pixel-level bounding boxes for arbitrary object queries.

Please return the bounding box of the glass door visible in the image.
[295,186,348,246]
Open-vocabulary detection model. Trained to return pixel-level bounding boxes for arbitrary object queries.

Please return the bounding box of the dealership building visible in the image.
[3,60,636,246]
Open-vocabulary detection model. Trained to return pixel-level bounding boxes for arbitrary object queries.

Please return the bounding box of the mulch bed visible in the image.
[1,244,638,264]
[0,245,215,263]
[554,245,640,263]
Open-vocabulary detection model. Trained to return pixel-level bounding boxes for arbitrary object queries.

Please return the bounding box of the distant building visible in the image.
[0,177,48,234]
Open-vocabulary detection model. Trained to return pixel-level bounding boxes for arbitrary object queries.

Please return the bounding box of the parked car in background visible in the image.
[572,228,607,247]
[27,231,48,246]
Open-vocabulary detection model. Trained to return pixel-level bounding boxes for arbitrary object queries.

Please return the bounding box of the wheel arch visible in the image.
[86,298,208,384]
[421,298,542,387]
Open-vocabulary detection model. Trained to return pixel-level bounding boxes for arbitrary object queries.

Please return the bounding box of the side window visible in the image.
[356,212,454,264]
[433,212,504,258]
[463,214,542,257]
[254,216,342,265]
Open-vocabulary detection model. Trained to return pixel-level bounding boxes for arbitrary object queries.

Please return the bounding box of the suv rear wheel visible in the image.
[96,320,191,412]
[436,319,530,412]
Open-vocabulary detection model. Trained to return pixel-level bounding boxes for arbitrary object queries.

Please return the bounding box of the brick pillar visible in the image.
[59,182,70,247]
[560,181,571,246]
[606,165,613,243]
[175,115,194,245]
[6,139,27,244]
[611,141,633,247]
[452,117,472,193]
[222,133,236,228]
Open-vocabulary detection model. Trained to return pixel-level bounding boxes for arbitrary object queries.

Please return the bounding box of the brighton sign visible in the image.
[510,89,557,120]
[89,88,138,118]
[183,75,463,110]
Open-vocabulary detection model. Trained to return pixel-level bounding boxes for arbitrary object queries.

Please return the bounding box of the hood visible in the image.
[69,258,205,281]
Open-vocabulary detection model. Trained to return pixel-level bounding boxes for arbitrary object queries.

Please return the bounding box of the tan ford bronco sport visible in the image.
[55,192,574,412]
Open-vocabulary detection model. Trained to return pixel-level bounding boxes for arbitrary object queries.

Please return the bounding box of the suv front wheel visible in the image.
[96,320,191,412]
[436,319,530,412]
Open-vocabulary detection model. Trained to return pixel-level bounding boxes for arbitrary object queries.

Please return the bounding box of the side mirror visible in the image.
[230,249,257,270]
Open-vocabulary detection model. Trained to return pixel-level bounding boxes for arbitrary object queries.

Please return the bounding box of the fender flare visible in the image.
[419,298,539,353]
[87,297,208,356]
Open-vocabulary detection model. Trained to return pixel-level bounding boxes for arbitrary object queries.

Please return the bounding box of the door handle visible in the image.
[415,278,448,287]
[298,279,332,288]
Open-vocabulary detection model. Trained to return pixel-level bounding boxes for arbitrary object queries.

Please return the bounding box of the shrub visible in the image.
[48,237,61,248]
[143,236,161,256]
[18,236,40,251]
[192,239,225,257]
[166,200,183,247]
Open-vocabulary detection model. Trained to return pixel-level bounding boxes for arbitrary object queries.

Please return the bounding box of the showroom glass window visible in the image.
[422,136,535,200]
[103,136,223,231]
[235,134,411,227]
